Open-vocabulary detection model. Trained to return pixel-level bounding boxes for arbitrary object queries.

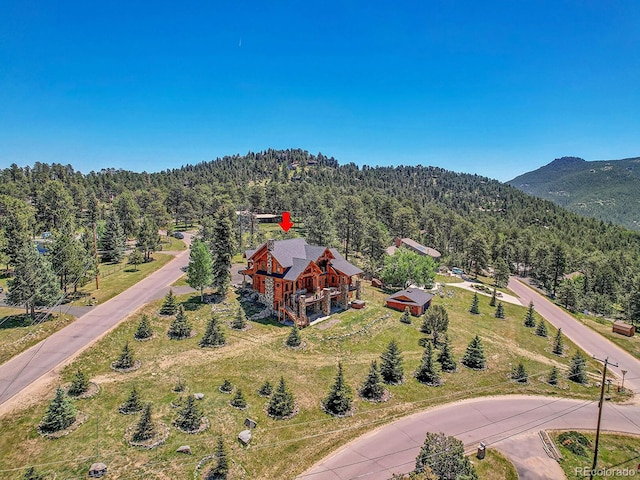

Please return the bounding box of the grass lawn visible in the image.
[171,275,188,287]
[472,448,518,480]
[554,431,640,479]
[573,313,640,360]
[0,308,75,365]
[0,284,622,479]
[159,235,187,251]
[69,253,174,306]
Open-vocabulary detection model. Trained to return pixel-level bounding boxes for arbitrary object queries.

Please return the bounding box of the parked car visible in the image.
[172,231,185,239]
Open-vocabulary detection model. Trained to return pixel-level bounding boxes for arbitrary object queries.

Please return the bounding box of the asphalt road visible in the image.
[0,234,192,408]
[508,277,640,393]
[300,396,640,480]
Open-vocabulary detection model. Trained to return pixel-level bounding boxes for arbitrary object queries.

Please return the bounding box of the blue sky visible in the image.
[1,1,638,181]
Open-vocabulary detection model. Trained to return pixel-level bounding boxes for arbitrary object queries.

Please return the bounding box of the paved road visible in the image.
[508,277,640,393]
[0,234,192,409]
[300,395,640,480]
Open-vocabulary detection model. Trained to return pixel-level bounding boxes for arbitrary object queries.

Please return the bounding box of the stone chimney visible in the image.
[267,239,275,251]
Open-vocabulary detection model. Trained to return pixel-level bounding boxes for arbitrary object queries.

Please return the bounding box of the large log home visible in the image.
[241,238,363,326]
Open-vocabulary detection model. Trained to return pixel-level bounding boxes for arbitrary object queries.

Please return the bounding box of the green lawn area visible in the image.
[554,431,640,479]
[70,253,174,306]
[0,284,621,479]
[159,235,187,251]
[0,308,75,365]
[573,313,640,360]
[472,448,518,480]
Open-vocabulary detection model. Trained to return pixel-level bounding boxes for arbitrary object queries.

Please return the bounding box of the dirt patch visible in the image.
[316,318,340,330]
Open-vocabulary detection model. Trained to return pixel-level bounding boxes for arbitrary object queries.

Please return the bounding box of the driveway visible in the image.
[508,277,640,393]
[300,395,640,480]
[0,233,193,411]
[444,280,522,306]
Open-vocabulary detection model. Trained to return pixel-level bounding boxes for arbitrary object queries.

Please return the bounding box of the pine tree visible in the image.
[230,388,247,409]
[68,369,89,396]
[258,380,273,397]
[512,361,528,383]
[489,288,497,307]
[206,436,229,479]
[380,340,404,384]
[524,301,536,327]
[568,351,587,384]
[173,377,186,392]
[160,289,178,315]
[120,386,143,413]
[285,324,302,347]
[267,377,296,418]
[40,387,76,433]
[400,306,412,324]
[113,342,134,369]
[552,328,564,355]
[437,334,457,372]
[548,366,559,386]
[535,318,548,337]
[359,360,386,401]
[210,205,235,295]
[168,305,192,339]
[495,302,505,319]
[219,379,233,393]
[134,314,153,340]
[22,466,45,480]
[323,362,353,416]
[128,249,144,271]
[200,316,226,347]
[469,293,480,314]
[175,396,203,431]
[187,239,213,302]
[132,403,155,442]
[462,335,486,370]
[232,306,247,330]
[100,210,126,263]
[415,342,442,386]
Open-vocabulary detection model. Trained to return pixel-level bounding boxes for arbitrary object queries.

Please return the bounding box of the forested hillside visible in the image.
[1,149,640,321]
[508,156,640,230]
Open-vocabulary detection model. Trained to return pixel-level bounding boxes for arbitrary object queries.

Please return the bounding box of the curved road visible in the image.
[0,233,192,411]
[300,395,640,480]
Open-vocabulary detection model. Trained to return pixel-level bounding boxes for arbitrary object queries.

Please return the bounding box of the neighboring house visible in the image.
[385,288,434,316]
[235,211,282,224]
[386,237,441,260]
[241,238,363,326]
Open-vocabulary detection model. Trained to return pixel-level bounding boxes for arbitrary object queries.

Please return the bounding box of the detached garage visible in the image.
[385,288,434,316]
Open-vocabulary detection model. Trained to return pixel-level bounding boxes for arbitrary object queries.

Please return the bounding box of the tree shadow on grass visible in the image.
[182,295,204,311]
[0,313,53,330]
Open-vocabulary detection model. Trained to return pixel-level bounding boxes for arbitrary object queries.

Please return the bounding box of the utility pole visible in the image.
[590,356,618,480]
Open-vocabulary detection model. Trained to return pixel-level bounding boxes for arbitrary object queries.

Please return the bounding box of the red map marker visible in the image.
[279,212,294,232]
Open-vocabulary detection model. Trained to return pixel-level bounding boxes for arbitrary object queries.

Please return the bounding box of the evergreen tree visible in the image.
[206,436,229,479]
[128,249,144,271]
[200,316,226,347]
[359,360,386,401]
[323,362,353,416]
[420,305,449,345]
[187,239,213,302]
[136,215,160,261]
[160,289,178,315]
[230,388,247,409]
[469,293,480,314]
[400,306,412,324]
[568,351,587,384]
[437,334,457,372]
[535,318,548,337]
[258,380,273,396]
[134,314,153,340]
[210,205,235,295]
[22,466,45,480]
[120,386,143,413]
[489,288,497,307]
[168,305,192,339]
[415,342,442,386]
[493,257,511,288]
[113,342,134,369]
[548,366,559,386]
[68,369,89,396]
[380,340,404,384]
[267,377,296,418]
[220,379,233,393]
[552,328,564,355]
[462,335,486,370]
[6,244,60,319]
[132,403,155,442]
[512,361,528,383]
[100,210,126,262]
[175,396,203,431]
[285,324,302,347]
[173,377,186,392]
[495,301,505,319]
[40,387,76,433]
[232,306,247,330]
[524,301,536,327]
